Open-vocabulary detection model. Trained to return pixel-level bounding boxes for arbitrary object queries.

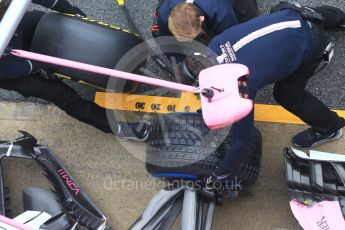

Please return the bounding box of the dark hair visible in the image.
[0,0,11,20]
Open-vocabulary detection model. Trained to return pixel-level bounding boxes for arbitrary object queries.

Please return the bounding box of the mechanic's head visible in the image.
[0,0,11,20]
[179,52,217,85]
[168,3,205,42]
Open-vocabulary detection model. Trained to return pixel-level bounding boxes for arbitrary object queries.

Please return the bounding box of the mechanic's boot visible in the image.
[116,121,151,141]
[292,128,343,148]
[314,6,345,29]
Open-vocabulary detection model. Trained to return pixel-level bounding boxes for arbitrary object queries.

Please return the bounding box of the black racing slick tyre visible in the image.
[146,113,262,186]
[31,12,146,92]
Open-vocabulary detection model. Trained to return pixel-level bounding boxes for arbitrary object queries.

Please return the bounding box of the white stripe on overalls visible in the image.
[232,20,302,52]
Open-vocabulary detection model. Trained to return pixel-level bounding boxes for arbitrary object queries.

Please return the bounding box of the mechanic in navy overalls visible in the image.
[153,0,259,41]
[151,0,258,63]
[184,2,345,178]
[0,0,85,80]
[0,0,150,141]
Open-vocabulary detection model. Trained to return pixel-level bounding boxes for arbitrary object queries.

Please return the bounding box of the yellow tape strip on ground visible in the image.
[95,92,345,124]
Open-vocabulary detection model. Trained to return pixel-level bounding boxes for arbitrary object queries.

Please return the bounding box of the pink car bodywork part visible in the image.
[290,200,345,230]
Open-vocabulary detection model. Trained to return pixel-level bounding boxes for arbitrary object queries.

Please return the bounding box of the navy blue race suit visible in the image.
[151,0,258,62]
[207,7,345,172]
[0,0,85,79]
[155,0,238,38]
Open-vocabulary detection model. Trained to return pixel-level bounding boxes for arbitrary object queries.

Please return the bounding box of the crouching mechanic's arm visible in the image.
[213,90,256,178]
[32,0,86,16]
[215,108,254,176]
[151,0,171,37]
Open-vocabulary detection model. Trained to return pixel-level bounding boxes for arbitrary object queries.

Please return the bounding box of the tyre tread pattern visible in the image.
[146,113,262,186]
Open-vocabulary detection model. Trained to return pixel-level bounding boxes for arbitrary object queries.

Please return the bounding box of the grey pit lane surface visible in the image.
[0,0,345,109]
[2,102,345,229]
[1,1,345,229]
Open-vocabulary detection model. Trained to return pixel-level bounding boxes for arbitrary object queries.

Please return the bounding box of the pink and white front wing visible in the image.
[290,200,345,230]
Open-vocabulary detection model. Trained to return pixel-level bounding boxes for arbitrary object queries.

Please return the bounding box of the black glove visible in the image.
[3,46,12,56]
[206,163,235,187]
[31,68,59,80]
[206,172,230,187]
[52,0,86,17]
[30,61,58,80]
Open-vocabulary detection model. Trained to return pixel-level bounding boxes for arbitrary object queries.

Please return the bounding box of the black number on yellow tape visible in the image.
[135,102,145,110]
[167,104,176,112]
[93,92,341,124]
[151,104,161,111]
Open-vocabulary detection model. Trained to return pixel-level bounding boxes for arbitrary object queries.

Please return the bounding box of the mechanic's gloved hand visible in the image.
[30,62,58,80]
[2,46,12,56]
[31,68,58,80]
[52,0,86,17]
[206,163,234,186]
